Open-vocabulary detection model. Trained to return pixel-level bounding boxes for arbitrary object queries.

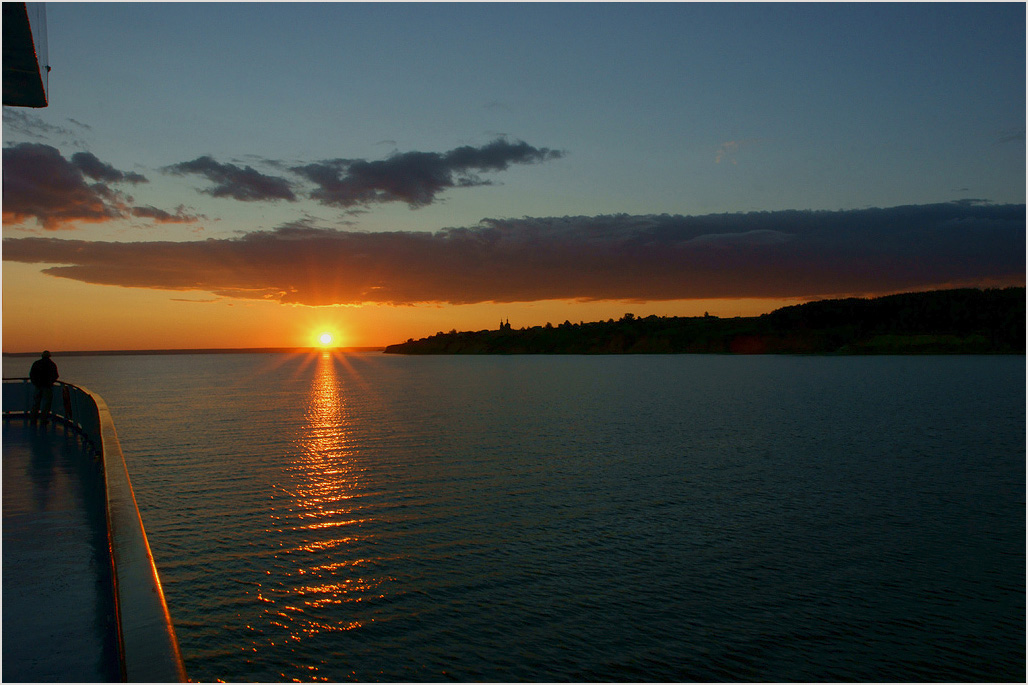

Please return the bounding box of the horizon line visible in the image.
[2,346,388,358]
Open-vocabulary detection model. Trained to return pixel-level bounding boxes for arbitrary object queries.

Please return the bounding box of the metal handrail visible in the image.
[2,378,187,682]
[3,378,102,448]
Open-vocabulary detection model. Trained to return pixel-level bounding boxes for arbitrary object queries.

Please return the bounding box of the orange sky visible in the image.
[2,261,808,352]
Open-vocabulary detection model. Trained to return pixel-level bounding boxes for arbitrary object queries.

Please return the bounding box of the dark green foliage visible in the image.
[383,287,1025,355]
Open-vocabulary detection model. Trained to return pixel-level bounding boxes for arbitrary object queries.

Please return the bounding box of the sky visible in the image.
[2,2,1025,352]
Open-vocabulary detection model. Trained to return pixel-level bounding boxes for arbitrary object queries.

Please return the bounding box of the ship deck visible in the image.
[2,417,123,682]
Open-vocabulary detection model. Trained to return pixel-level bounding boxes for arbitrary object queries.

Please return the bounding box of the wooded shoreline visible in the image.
[385,287,1026,355]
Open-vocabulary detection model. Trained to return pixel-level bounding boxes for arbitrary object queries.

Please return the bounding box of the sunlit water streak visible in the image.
[5,353,1023,681]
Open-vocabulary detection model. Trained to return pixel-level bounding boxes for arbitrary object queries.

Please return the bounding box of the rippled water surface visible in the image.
[6,353,1024,681]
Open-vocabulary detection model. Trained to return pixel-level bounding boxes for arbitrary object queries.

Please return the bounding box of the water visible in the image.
[4,353,1024,681]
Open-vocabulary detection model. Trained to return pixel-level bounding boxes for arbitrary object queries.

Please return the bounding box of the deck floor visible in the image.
[2,417,122,682]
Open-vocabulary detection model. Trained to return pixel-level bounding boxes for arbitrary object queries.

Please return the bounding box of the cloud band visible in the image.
[3,203,1023,305]
[2,143,202,229]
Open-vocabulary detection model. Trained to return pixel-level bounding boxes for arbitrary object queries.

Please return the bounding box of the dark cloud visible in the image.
[159,139,562,208]
[71,151,148,184]
[3,109,74,140]
[163,156,297,202]
[292,138,564,208]
[130,205,203,224]
[3,203,1023,305]
[66,118,92,131]
[274,214,358,233]
[2,109,91,148]
[2,142,127,229]
[2,143,196,229]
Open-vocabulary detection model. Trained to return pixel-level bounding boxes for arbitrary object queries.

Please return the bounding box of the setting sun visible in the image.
[318,332,333,346]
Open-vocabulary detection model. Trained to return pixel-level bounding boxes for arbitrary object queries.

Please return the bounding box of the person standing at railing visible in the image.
[29,350,59,425]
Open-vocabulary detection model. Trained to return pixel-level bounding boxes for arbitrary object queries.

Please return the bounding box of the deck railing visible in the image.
[3,378,187,682]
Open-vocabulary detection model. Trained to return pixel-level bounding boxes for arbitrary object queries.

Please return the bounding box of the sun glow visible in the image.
[318,332,334,346]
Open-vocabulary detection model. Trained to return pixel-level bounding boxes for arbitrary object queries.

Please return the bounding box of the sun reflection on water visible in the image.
[252,352,389,680]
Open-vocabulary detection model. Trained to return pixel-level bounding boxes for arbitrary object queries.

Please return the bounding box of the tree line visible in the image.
[384,287,1025,355]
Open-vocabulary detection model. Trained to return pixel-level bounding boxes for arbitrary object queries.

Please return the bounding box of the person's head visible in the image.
[41,350,51,358]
